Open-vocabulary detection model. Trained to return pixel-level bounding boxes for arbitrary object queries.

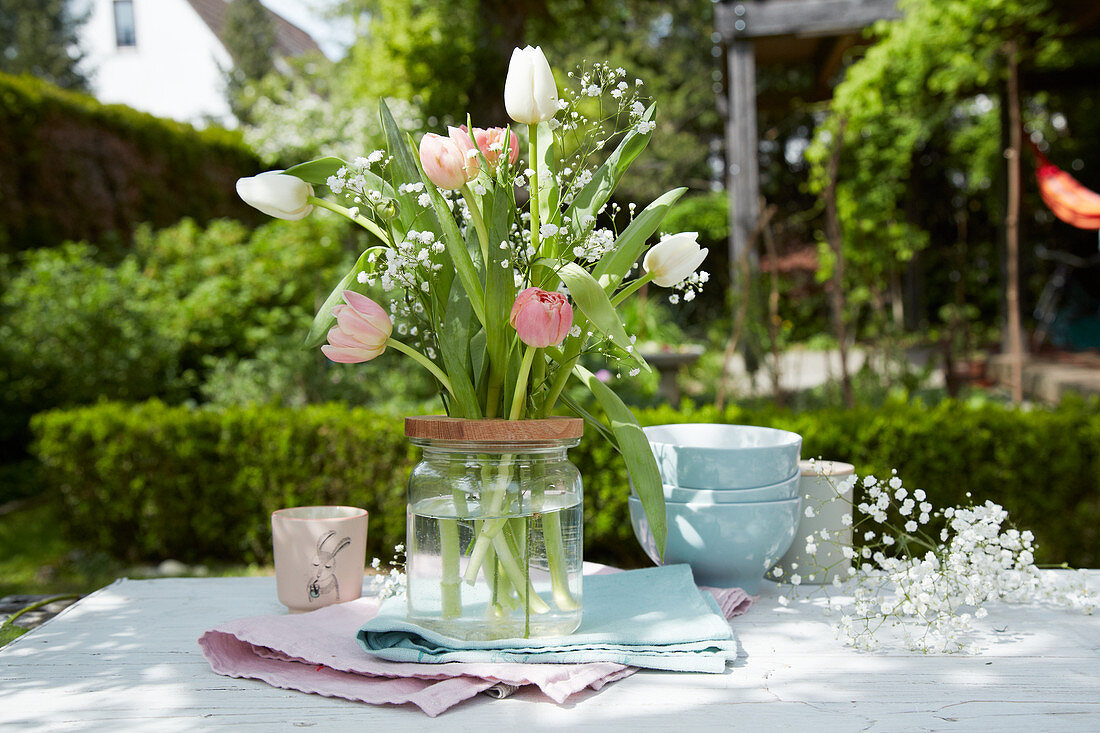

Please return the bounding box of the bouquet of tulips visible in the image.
[237,46,710,600]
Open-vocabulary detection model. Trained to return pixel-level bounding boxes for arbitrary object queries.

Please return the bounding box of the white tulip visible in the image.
[642,232,708,287]
[504,45,559,125]
[236,171,314,220]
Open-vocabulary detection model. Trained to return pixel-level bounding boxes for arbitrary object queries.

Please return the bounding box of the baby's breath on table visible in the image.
[773,469,1097,653]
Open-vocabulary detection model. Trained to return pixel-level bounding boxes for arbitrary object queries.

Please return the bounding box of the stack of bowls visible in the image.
[628,424,803,594]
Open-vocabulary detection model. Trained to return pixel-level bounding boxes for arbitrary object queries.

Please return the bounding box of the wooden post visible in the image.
[725,38,760,289]
[1005,40,1025,404]
[761,205,784,407]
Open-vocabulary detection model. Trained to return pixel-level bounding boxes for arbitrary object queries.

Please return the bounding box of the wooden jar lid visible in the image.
[404,416,583,442]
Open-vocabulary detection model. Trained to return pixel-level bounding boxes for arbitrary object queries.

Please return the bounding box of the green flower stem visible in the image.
[307,196,389,243]
[460,184,491,266]
[509,346,537,420]
[438,517,462,618]
[495,522,549,615]
[532,351,547,406]
[528,124,541,260]
[610,272,654,307]
[462,457,515,584]
[464,516,508,584]
[540,337,583,418]
[385,338,455,398]
[543,509,579,611]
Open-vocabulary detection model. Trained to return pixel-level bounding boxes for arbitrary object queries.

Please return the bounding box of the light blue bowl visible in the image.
[631,473,801,504]
[644,423,802,490]
[627,494,801,594]
[662,473,800,504]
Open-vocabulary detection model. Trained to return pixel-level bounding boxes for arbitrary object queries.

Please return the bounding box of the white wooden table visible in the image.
[2,573,1098,731]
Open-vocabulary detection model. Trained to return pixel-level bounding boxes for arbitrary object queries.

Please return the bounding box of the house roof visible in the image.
[185,0,323,59]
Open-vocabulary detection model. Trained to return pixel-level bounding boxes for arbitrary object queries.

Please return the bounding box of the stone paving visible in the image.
[988,352,1100,402]
[1,595,81,633]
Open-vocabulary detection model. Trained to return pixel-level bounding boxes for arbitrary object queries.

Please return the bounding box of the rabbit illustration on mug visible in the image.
[307,530,351,603]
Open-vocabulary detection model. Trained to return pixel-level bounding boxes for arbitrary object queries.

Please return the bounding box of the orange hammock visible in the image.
[1029,141,1100,230]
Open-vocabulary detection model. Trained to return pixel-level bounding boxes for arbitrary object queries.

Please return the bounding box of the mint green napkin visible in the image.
[357,565,738,673]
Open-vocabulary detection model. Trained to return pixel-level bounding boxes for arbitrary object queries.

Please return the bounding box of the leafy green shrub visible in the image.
[0,243,186,448]
[31,397,1100,568]
[0,72,263,252]
[33,401,414,563]
[133,216,352,371]
[0,216,370,453]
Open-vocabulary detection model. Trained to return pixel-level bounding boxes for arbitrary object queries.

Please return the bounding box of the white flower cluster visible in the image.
[667,270,710,305]
[359,229,446,294]
[572,227,616,262]
[325,153,395,219]
[775,471,1096,654]
[365,544,407,600]
[554,62,654,210]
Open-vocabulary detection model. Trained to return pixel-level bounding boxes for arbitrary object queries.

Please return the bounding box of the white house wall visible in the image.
[81,0,235,126]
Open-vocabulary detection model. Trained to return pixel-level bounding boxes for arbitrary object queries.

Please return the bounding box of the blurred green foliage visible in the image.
[0,243,187,447]
[32,396,1100,569]
[0,215,444,460]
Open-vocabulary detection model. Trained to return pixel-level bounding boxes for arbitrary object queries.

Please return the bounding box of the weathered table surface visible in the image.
[2,572,1098,731]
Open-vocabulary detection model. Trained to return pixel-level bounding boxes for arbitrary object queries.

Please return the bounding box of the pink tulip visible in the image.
[419,133,469,190]
[470,126,520,172]
[447,126,482,180]
[448,125,520,179]
[509,287,573,348]
[321,290,393,363]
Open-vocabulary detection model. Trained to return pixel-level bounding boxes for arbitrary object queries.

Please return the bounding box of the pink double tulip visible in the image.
[509,287,573,348]
[449,125,520,176]
[419,133,470,190]
[321,290,393,363]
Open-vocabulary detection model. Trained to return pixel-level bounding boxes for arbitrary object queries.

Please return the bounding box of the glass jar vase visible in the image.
[405,416,584,640]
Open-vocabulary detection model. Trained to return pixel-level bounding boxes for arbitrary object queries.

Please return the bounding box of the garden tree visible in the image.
[234,54,422,166]
[222,0,277,119]
[335,0,719,201]
[536,0,724,204]
[336,0,559,126]
[805,0,1066,399]
[0,0,87,90]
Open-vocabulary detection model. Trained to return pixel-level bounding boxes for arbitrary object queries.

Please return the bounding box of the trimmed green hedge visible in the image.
[31,397,1100,567]
[0,73,263,252]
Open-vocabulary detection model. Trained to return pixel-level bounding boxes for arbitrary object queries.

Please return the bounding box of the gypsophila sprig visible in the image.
[365,544,407,601]
[772,468,1096,653]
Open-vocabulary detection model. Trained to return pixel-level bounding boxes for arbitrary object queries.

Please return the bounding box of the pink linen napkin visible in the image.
[198,577,752,717]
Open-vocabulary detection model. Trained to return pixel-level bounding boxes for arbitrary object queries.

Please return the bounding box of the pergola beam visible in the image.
[725,39,761,275]
[717,0,901,277]
[716,0,899,40]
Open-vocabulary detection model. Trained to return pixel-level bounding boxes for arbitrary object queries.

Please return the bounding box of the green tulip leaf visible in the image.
[284,157,346,185]
[440,282,481,418]
[573,364,665,559]
[380,100,443,243]
[548,261,650,372]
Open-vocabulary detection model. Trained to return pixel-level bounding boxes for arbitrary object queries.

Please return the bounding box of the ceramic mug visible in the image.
[272,506,368,613]
[773,460,855,584]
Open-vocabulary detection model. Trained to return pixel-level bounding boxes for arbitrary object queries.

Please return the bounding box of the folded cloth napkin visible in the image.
[199,565,752,716]
[359,565,737,673]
